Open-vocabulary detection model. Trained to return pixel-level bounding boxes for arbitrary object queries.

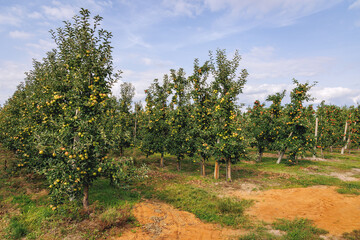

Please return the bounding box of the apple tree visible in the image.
[210,49,248,181]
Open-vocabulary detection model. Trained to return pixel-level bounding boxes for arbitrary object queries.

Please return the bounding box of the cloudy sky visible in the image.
[1,0,359,108]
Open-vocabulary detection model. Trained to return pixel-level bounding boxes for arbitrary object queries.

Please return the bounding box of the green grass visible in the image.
[239,232,279,240]
[155,183,253,227]
[90,178,141,207]
[272,218,328,240]
[5,217,28,240]
[337,181,360,195]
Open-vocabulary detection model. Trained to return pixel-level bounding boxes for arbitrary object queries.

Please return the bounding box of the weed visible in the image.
[239,232,279,240]
[5,216,28,239]
[342,229,360,240]
[217,198,247,215]
[98,204,133,230]
[337,181,360,195]
[90,178,141,208]
[156,183,252,227]
[272,218,327,240]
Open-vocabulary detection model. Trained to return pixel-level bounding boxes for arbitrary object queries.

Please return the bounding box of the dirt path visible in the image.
[114,200,247,240]
[228,185,360,236]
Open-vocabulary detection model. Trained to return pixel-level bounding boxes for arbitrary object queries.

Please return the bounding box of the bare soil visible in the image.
[227,185,360,236]
[303,166,360,181]
[114,200,247,240]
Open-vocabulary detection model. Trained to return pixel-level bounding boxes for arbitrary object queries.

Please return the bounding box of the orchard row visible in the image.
[0,9,359,210]
[0,10,148,210]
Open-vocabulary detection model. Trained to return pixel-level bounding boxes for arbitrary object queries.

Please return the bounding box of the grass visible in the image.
[155,183,253,227]
[337,181,360,195]
[342,229,360,240]
[272,218,328,240]
[0,146,143,239]
[5,217,28,240]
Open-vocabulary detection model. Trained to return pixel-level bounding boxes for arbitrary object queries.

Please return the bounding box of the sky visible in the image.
[0,0,360,109]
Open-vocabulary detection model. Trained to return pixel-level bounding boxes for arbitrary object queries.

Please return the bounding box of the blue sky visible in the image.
[0,0,359,108]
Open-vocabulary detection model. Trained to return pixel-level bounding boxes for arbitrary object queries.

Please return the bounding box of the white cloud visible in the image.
[41,2,76,20]
[193,0,343,43]
[26,39,56,51]
[0,61,27,105]
[141,57,173,67]
[112,68,170,102]
[242,46,335,82]
[352,95,360,104]
[0,13,21,26]
[204,0,341,23]
[28,11,43,19]
[349,0,360,9]
[239,84,360,108]
[9,30,33,39]
[25,39,57,59]
[162,0,204,17]
[240,83,291,104]
[310,87,360,105]
[127,33,152,49]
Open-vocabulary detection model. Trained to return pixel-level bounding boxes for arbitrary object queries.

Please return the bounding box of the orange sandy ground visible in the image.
[230,186,360,236]
[113,201,247,240]
[114,186,360,239]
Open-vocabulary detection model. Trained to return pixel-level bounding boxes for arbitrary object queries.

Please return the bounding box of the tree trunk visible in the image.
[346,122,356,154]
[134,111,137,144]
[330,146,333,152]
[276,151,285,164]
[83,183,89,212]
[177,157,181,171]
[200,158,206,177]
[160,152,164,168]
[320,148,324,158]
[120,146,123,157]
[313,117,318,158]
[225,159,231,182]
[257,150,263,162]
[214,161,220,179]
[341,121,349,154]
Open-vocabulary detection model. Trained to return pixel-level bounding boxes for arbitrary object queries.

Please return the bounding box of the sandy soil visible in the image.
[228,185,360,236]
[114,200,247,240]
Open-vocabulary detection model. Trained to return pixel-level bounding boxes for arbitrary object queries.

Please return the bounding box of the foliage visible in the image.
[0,9,146,210]
[110,82,135,156]
[189,59,215,175]
[284,79,316,163]
[167,68,196,170]
[210,49,248,180]
[247,100,272,161]
[141,77,171,166]
[316,101,346,151]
